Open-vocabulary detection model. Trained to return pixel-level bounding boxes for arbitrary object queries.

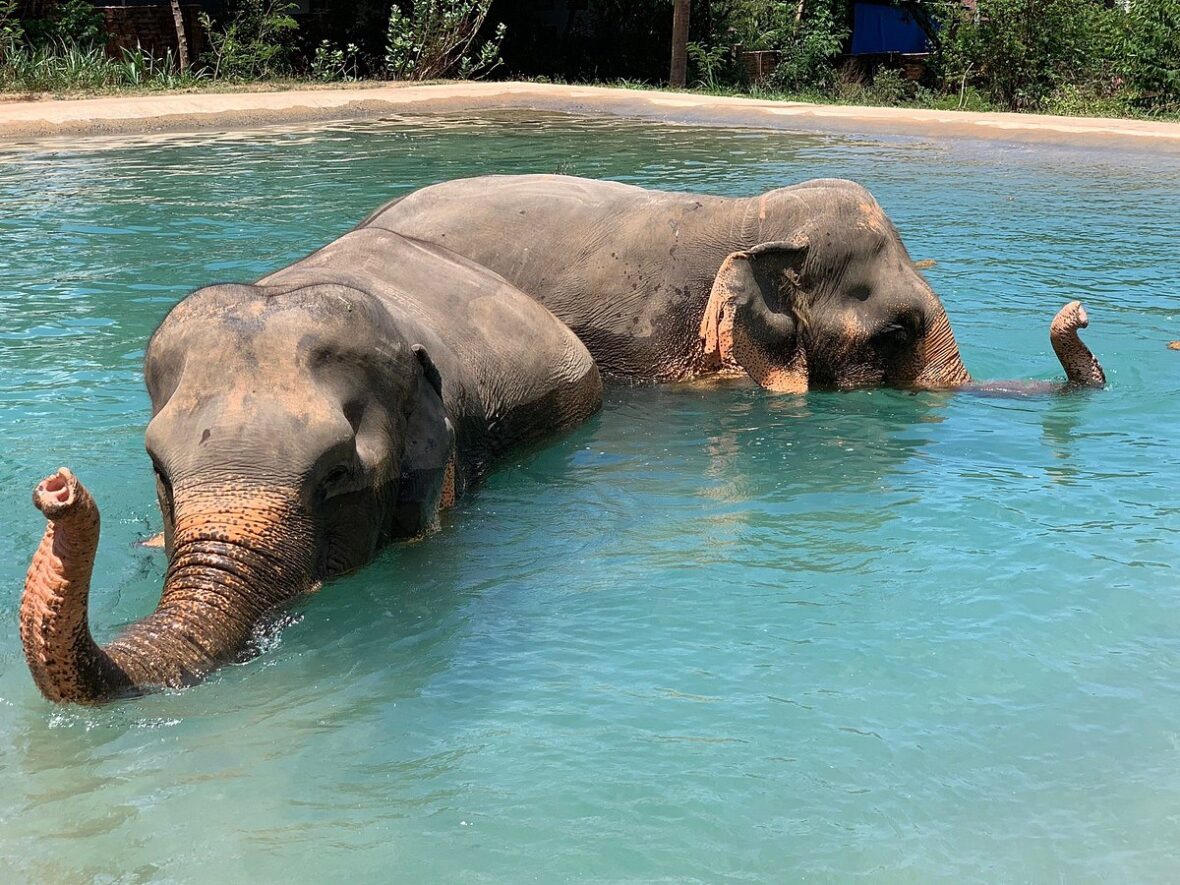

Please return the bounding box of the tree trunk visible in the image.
[670,0,690,88]
[169,0,189,72]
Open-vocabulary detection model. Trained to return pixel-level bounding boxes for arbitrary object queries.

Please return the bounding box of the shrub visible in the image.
[1041,81,1134,119]
[1121,0,1180,112]
[935,0,1126,111]
[199,0,298,80]
[385,0,506,81]
[766,0,847,93]
[0,0,24,58]
[726,0,799,52]
[686,40,730,90]
[867,67,908,105]
[0,42,113,91]
[311,39,360,82]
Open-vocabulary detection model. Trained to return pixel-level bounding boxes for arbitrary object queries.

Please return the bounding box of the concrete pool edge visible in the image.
[3,81,1180,153]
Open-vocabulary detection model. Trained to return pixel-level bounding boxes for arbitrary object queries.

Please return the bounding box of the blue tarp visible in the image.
[850,2,929,55]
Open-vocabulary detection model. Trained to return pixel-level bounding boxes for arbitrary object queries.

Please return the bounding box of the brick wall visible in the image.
[99,5,207,63]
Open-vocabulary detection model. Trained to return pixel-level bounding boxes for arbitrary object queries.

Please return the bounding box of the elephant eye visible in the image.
[875,322,912,349]
[323,464,351,486]
[319,463,357,501]
[849,285,872,302]
[875,312,923,349]
[150,459,172,493]
[151,462,175,522]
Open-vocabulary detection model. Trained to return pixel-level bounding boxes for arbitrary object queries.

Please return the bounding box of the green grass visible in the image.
[0,43,213,94]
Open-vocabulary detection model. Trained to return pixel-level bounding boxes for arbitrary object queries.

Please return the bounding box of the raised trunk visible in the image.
[1050,301,1105,387]
[20,469,314,704]
[21,470,133,701]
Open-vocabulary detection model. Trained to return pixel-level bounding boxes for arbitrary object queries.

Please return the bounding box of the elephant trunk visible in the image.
[1051,301,1106,387]
[20,469,315,704]
[911,307,972,389]
[21,469,132,702]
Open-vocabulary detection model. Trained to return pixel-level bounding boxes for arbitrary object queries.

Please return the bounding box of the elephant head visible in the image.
[700,182,971,392]
[20,283,453,703]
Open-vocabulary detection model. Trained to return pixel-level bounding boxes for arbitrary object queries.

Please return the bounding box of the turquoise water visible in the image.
[1,114,1178,881]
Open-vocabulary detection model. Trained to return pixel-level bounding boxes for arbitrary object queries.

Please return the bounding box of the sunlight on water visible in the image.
[1,114,1178,881]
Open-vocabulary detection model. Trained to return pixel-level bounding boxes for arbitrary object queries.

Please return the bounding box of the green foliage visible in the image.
[928,0,1179,114]
[0,0,23,61]
[1041,81,1133,119]
[935,0,1120,110]
[686,40,730,90]
[22,0,105,50]
[0,0,211,93]
[117,45,210,89]
[0,41,110,91]
[723,0,800,52]
[0,42,208,93]
[1120,0,1180,112]
[311,39,361,82]
[384,0,506,81]
[676,0,1177,118]
[199,0,298,80]
[867,67,907,105]
[766,0,847,92]
[831,65,919,107]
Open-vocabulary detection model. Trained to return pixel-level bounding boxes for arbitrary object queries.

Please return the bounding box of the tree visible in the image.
[670,0,690,87]
[168,0,189,71]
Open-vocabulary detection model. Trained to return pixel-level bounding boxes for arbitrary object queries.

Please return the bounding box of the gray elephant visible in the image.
[21,229,602,704]
[369,174,1102,391]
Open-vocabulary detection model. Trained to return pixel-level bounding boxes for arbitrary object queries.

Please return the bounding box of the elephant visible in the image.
[20,228,602,704]
[368,174,1103,392]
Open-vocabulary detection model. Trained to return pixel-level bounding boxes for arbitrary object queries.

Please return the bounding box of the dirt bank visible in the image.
[3,81,1179,152]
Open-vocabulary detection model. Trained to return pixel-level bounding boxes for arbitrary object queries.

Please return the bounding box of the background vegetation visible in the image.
[0,0,208,91]
[1,0,1177,119]
[0,0,504,91]
[671,0,1180,117]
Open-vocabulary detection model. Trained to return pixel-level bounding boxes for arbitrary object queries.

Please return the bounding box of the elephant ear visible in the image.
[699,240,810,392]
[393,345,455,536]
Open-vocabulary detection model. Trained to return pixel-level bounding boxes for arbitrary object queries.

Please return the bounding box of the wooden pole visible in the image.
[670,0,690,88]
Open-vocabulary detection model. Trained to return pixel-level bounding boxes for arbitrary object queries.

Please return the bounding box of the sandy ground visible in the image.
[2,81,1179,152]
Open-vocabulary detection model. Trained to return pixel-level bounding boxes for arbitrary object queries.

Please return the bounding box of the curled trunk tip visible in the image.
[32,467,84,520]
[1050,300,1088,336]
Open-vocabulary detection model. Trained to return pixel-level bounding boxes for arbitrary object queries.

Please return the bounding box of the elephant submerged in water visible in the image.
[21,229,602,704]
[370,174,1104,392]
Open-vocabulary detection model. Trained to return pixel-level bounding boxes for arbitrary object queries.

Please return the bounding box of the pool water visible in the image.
[1,114,1178,882]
